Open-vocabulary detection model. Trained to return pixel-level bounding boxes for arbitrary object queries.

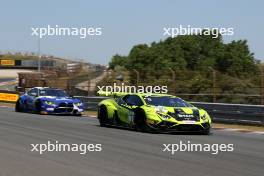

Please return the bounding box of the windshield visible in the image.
[143,96,193,107]
[39,89,68,97]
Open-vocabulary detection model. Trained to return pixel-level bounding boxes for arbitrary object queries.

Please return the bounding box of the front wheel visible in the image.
[15,99,23,112]
[201,127,211,135]
[34,100,42,114]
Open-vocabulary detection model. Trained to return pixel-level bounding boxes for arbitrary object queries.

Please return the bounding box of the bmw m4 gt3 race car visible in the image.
[15,87,84,115]
[97,92,212,134]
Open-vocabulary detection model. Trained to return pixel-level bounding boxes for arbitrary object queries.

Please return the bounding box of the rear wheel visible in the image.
[134,108,148,132]
[98,106,108,127]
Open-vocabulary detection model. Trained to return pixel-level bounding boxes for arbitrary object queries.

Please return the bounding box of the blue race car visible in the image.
[15,87,84,116]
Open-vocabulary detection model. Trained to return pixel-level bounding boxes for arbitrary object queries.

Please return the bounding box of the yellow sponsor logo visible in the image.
[0,93,19,102]
[0,60,15,66]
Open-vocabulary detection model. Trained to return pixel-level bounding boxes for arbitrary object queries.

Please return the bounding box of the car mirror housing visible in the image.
[31,93,37,97]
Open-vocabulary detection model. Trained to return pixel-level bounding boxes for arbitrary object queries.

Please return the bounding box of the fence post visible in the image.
[87,79,91,96]
[213,69,216,103]
[133,69,139,86]
[261,65,264,105]
[169,68,176,95]
[209,67,217,103]
[112,71,116,85]
[66,79,70,93]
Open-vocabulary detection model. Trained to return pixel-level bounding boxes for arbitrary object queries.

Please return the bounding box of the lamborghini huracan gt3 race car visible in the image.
[98,92,212,134]
[15,87,84,115]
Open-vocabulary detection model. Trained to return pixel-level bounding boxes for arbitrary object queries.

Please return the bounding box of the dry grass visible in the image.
[213,123,264,132]
[0,102,15,107]
[83,111,97,117]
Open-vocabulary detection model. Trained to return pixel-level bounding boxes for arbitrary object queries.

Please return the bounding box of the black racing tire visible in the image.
[134,108,148,132]
[112,111,119,125]
[15,99,23,112]
[98,106,108,127]
[34,100,42,114]
[201,127,211,135]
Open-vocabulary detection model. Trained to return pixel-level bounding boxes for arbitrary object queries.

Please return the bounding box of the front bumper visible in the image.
[41,104,84,115]
[147,120,211,132]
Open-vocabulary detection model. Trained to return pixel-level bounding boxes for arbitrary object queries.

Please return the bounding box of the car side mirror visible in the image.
[31,92,37,97]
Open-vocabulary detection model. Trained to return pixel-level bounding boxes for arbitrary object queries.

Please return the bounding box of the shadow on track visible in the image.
[95,124,212,136]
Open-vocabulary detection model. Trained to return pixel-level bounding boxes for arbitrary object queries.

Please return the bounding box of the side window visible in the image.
[133,96,144,106]
[124,95,144,106]
[28,89,38,97]
[117,96,126,105]
[122,95,130,104]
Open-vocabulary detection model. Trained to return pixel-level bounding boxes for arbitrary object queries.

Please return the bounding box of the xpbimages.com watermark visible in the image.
[163,25,234,39]
[31,25,102,39]
[162,140,234,155]
[30,141,102,155]
[97,83,168,94]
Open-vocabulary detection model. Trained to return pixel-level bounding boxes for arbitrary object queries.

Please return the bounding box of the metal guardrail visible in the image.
[191,102,264,125]
[75,96,264,125]
[75,96,105,110]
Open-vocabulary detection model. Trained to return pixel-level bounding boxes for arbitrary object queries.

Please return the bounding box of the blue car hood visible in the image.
[38,96,81,103]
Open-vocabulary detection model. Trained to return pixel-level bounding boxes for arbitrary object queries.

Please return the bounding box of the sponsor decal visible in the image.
[0,59,15,66]
[0,93,19,102]
[178,114,194,118]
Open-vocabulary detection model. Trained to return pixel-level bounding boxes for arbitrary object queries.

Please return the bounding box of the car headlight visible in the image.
[155,106,168,113]
[44,101,55,105]
[74,102,83,106]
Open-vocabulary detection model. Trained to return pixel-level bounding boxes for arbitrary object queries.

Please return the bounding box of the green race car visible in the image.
[97,92,212,134]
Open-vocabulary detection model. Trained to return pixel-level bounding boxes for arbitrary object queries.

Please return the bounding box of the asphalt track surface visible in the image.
[0,108,263,176]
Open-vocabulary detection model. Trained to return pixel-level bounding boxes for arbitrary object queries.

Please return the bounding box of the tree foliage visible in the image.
[109,34,259,77]
[108,33,262,104]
